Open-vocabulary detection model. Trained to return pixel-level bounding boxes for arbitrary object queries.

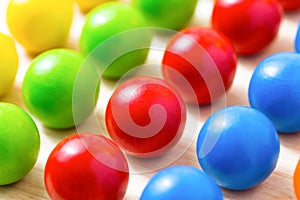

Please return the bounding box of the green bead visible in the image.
[132,0,198,30]
[0,103,40,185]
[22,49,99,129]
[80,2,152,79]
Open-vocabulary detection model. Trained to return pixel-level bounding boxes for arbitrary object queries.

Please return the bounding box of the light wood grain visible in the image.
[0,0,300,199]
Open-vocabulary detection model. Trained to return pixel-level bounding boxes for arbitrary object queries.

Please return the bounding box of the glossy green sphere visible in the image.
[22,49,99,129]
[0,103,40,185]
[132,0,198,30]
[80,2,152,79]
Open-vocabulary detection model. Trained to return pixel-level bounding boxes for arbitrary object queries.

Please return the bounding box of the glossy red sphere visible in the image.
[44,133,129,200]
[105,77,186,158]
[212,0,283,55]
[278,0,300,10]
[162,27,237,105]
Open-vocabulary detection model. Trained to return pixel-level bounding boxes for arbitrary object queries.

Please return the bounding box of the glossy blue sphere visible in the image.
[249,52,300,133]
[140,165,223,200]
[196,106,280,190]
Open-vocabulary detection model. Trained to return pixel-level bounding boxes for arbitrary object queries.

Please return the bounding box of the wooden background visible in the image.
[0,0,300,199]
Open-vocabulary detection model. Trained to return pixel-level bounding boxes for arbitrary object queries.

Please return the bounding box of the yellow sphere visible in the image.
[0,33,18,97]
[7,0,74,54]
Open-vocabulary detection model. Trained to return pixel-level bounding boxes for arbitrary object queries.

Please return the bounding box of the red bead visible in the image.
[44,133,129,200]
[162,27,237,105]
[212,0,283,55]
[278,0,300,11]
[105,77,186,158]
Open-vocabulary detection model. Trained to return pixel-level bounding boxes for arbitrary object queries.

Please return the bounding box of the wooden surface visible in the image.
[1,0,300,199]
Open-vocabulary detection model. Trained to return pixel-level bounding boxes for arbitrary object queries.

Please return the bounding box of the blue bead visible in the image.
[196,106,280,190]
[295,21,300,53]
[249,52,300,133]
[140,165,223,200]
